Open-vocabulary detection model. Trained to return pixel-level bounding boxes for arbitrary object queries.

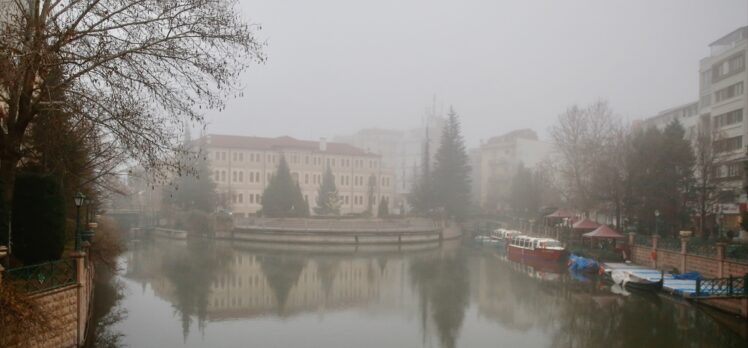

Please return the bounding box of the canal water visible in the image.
[89,238,748,348]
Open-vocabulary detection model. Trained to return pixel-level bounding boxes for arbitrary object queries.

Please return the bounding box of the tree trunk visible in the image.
[0,156,17,252]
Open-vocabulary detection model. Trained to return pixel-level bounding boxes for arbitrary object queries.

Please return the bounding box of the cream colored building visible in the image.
[203,134,396,217]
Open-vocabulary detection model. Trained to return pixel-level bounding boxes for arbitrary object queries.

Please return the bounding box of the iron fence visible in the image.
[725,244,748,263]
[658,238,681,252]
[686,242,718,258]
[695,274,747,297]
[5,258,77,294]
[634,234,652,247]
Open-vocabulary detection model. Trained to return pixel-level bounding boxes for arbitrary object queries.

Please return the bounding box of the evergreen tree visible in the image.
[378,197,389,218]
[168,131,217,213]
[432,107,471,220]
[262,156,305,217]
[314,166,341,216]
[367,174,377,215]
[408,128,434,214]
[292,182,310,217]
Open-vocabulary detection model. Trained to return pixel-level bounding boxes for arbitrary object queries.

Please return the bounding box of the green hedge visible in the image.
[11,172,66,264]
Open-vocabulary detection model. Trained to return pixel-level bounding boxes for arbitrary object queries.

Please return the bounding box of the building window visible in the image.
[714,109,743,128]
[714,135,743,153]
[712,52,745,82]
[238,194,243,204]
[239,171,244,182]
[250,194,254,204]
[221,171,226,182]
[728,163,742,178]
[715,82,744,103]
[305,174,309,184]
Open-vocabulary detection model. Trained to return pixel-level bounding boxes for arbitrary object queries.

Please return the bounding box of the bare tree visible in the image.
[590,124,630,229]
[550,100,618,213]
[0,0,265,224]
[692,128,720,238]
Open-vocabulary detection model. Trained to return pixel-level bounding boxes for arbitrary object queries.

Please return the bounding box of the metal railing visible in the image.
[695,274,747,297]
[658,238,681,251]
[634,234,652,247]
[5,258,77,294]
[686,241,717,258]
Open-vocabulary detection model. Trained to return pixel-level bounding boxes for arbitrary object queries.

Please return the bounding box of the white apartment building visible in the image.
[478,129,555,212]
[334,115,446,212]
[203,134,396,218]
[698,26,748,225]
[638,101,701,139]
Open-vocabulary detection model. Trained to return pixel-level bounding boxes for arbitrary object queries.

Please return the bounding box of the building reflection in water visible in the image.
[120,240,747,348]
[124,239,467,346]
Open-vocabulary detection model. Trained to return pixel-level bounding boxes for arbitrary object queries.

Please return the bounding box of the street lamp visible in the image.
[82,198,95,242]
[74,192,85,251]
[654,209,660,236]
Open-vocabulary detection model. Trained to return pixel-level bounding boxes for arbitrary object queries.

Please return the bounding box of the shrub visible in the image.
[11,172,66,264]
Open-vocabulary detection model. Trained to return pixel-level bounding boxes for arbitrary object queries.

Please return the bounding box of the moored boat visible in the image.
[490,228,523,247]
[610,270,664,292]
[506,235,566,262]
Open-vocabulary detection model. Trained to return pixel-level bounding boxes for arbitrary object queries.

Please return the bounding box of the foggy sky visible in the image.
[205,0,747,147]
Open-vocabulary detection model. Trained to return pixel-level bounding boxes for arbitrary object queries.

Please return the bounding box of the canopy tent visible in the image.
[582,225,625,239]
[572,217,600,230]
[545,208,576,219]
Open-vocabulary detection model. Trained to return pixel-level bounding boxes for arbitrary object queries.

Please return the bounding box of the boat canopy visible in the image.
[582,225,625,239]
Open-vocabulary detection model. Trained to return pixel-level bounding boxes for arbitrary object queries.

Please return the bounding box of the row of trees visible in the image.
[509,100,725,238]
[260,157,390,218]
[409,108,471,220]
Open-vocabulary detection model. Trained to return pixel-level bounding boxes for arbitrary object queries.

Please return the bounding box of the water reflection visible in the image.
[103,239,748,348]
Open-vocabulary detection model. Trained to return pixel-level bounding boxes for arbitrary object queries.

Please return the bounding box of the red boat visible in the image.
[506,235,566,262]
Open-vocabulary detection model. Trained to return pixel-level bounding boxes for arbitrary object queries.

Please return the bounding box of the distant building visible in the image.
[637,101,701,139]
[334,115,446,212]
[478,129,554,212]
[202,134,396,218]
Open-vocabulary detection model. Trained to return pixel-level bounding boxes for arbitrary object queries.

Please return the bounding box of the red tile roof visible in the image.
[582,225,625,239]
[203,134,377,157]
[572,217,600,230]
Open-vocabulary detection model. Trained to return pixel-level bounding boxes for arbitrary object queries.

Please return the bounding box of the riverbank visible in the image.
[221,217,461,244]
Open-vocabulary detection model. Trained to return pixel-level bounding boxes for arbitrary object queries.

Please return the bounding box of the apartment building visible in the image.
[203,134,396,217]
[478,129,554,212]
[699,26,748,224]
[334,115,446,212]
[637,101,701,139]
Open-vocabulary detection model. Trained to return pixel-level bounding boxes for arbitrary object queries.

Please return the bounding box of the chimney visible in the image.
[319,137,327,152]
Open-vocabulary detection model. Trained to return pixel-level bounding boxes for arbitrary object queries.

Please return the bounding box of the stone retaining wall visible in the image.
[1,251,95,348]
[628,234,748,278]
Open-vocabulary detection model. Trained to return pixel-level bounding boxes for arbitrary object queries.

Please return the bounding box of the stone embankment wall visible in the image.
[1,251,95,348]
[628,234,748,278]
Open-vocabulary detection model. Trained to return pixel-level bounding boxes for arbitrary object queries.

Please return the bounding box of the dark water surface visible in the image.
[90,238,748,348]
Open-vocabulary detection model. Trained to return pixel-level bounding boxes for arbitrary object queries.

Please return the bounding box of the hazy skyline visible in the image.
[205,0,747,147]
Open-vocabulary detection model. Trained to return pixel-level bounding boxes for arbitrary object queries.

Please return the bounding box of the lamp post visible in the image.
[654,209,660,236]
[74,192,85,251]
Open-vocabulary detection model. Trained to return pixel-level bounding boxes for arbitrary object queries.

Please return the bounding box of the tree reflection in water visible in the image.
[410,249,470,348]
[97,240,746,348]
[159,240,233,341]
[258,254,307,316]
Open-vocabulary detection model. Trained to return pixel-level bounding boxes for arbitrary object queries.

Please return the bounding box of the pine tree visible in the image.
[378,197,389,218]
[292,182,310,217]
[314,165,341,216]
[262,156,305,217]
[168,131,217,213]
[432,107,471,220]
[408,128,433,214]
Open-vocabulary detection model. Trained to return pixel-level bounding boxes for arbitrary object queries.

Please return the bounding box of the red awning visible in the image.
[572,217,600,230]
[582,225,625,239]
[546,208,575,219]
